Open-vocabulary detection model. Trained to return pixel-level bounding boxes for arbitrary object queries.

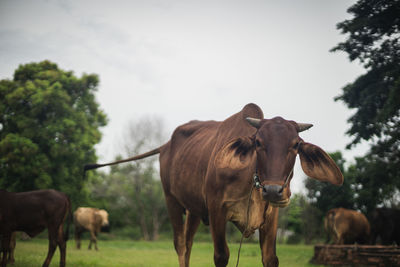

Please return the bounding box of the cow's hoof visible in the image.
[265,256,279,267]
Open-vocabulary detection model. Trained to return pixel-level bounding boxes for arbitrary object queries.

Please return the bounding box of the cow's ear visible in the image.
[215,137,255,171]
[298,142,343,185]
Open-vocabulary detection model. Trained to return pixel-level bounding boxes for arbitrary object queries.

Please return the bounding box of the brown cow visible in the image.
[0,189,71,267]
[85,103,343,267]
[370,208,400,245]
[324,208,370,244]
[73,207,109,251]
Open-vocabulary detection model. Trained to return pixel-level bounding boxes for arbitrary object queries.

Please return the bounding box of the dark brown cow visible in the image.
[0,189,71,267]
[370,208,400,245]
[324,208,370,245]
[85,103,343,266]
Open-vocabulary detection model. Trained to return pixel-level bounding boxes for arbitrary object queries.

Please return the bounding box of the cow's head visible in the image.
[215,116,343,208]
[97,209,110,232]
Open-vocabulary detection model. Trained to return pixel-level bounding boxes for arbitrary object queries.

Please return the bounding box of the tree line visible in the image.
[1,0,399,243]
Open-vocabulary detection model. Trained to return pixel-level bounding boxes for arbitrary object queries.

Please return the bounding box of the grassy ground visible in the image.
[10,239,324,266]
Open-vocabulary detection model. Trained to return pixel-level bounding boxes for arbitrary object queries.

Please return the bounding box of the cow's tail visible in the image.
[83,146,162,172]
[64,197,73,242]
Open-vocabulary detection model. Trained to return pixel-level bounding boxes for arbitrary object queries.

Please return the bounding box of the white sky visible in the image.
[0,0,368,193]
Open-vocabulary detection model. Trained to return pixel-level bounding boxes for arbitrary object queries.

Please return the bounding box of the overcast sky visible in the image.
[0,0,368,193]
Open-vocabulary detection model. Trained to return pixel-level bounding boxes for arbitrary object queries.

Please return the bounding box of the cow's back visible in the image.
[74,207,96,231]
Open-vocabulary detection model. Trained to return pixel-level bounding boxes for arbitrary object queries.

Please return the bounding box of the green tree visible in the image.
[0,61,107,205]
[331,0,400,203]
[88,117,169,240]
[305,151,394,217]
[305,152,356,214]
[345,155,398,214]
[278,194,324,244]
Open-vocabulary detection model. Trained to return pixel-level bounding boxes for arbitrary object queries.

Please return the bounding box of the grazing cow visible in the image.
[324,208,370,245]
[73,207,109,250]
[85,103,343,266]
[370,208,400,245]
[0,189,71,267]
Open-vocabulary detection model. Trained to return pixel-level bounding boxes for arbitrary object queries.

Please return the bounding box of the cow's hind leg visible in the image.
[164,194,189,267]
[57,224,66,267]
[42,227,57,267]
[75,227,83,249]
[183,211,201,265]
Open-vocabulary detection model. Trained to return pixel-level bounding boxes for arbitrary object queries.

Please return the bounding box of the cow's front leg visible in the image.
[94,232,99,250]
[88,231,97,250]
[259,206,279,267]
[57,225,66,267]
[209,207,229,267]
[43,228,57,267]
[75,227,82,249]
[1,233,11,267]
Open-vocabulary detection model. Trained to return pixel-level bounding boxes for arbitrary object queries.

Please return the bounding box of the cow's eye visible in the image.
[293,142,300,150]
[255,140,261,147]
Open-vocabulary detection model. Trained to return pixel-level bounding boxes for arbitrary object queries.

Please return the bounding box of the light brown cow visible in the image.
[73,207,109,250]
[85,103,343,266]
[324,208,370,244]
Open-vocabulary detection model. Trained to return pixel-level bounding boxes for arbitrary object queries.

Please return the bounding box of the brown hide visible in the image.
[325,208,370,245]
[73,207,109,250]
[85,103,343,267]
[0,189,71,267]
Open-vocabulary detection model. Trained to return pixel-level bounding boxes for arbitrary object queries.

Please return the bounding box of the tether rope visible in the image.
[235,185,255,267]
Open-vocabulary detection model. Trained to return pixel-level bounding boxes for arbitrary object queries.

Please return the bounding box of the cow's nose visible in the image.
[262,185,283,202]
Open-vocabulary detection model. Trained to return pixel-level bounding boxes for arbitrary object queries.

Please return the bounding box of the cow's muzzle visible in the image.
[101,225,111,233]
[262,185,290,208]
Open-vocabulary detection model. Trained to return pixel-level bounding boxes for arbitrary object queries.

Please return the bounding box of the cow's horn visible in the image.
[297,123,313,132]
[245,117,262,128]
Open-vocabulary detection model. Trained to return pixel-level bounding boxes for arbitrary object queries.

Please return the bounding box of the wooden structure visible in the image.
[310,244,400,266]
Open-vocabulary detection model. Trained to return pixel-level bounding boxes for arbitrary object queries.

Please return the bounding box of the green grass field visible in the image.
[10,239,324,266]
